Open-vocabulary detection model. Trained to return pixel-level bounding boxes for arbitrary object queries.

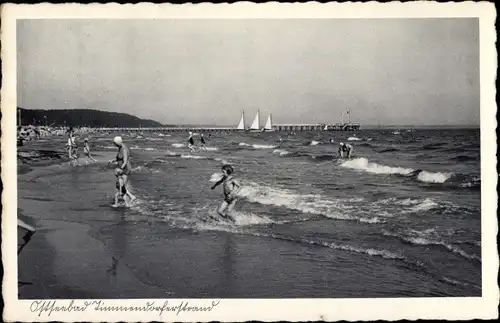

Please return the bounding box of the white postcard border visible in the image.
[1,2,498,322]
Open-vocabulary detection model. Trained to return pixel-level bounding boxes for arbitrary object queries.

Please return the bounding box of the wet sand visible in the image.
[15,146,163,298]
[18,216,167,298]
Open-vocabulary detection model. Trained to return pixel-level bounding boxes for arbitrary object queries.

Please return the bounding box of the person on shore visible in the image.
[108,136,136,204]
[338,142,353,158]
[188,131,196,152]
[83,138,97,163]
[200,133,207,150]
[17,219,36,254]
[66,130,79,166]
[211,164,241,222]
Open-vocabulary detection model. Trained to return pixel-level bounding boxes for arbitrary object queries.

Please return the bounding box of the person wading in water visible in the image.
[108,136,136,205]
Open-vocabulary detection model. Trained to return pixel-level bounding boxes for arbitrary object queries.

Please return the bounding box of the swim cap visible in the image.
[340,142,345,146]
[189,131,193,135]
[222,164,234,175]
[113,136,123,146]
[84,138,88,142]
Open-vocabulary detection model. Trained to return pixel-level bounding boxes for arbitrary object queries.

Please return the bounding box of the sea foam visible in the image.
[340,158,453,183]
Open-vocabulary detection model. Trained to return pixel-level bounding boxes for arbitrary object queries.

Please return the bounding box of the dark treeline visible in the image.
[17,107,164,128]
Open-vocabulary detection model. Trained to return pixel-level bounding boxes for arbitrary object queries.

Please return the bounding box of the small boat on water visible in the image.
[248,110,261,132]
[236,111,246,131]
[261,113,275,132]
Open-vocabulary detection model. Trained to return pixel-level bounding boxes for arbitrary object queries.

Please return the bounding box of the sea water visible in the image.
[17,128,481,297]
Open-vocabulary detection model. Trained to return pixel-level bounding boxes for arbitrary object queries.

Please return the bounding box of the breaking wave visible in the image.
[239,142,277,149]
[340,158,414,175]
[238,182,381,224]
[383,230,481,262]
[416,171,452,183]
[273,149,290,156]
[340,158,453,183]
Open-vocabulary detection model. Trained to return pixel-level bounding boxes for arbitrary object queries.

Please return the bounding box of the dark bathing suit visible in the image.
[116,146,132,176]
[201,137,206,144]
[189,137,194,145]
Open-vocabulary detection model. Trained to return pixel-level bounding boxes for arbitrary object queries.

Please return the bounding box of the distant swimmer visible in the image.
[211,164,241,222]
[200,133,206,150]
[338,142,353,158]
[83,138,97,163]
[188,131,196,152]
[108,136,136,204]
[329,137,335,144]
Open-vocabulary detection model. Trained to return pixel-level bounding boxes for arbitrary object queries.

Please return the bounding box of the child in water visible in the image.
[113,168,129,207]
[211,164,241,221]
[83,138,97,163]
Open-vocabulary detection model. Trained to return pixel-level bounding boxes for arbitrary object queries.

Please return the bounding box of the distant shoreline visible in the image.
[360,125,480,129]
[17,124,480,130]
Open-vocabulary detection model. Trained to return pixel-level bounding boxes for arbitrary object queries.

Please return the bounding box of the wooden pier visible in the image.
[95,127,236,133]
[94,123,360,133]
[273,124,324,132]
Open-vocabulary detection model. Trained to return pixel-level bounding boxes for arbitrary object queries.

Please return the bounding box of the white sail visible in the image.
[237,112,245,130]
[250,110,260,130]
[264,114,273,130]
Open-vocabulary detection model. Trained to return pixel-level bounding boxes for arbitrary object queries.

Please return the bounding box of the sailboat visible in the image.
[236,111,245,131]
[262,113,275,132]
[249,110,260,132]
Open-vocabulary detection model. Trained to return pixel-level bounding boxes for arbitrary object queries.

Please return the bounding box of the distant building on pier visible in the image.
[322,109,361,131]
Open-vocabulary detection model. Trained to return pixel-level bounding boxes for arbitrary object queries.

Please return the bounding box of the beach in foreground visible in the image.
[17,129,481,298]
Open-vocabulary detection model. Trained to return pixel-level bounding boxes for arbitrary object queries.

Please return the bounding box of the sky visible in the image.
[17,19,479,126]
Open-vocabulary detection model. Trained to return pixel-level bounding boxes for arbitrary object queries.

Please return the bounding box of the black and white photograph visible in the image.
[2,2,498,322]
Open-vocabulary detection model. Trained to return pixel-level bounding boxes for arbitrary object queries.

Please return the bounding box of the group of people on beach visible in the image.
[106,134,238,220]
[65,129,96,166]
[63,128,352,220]
[187,131,210,152]
[16,128,355,276]
[65,131,138,208]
